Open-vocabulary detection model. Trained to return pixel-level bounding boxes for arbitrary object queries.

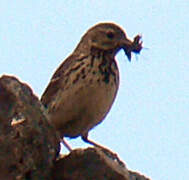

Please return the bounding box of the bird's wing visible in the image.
[41,54,87,107]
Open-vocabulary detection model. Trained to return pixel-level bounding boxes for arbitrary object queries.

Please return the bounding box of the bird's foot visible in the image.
[82,135,125,167]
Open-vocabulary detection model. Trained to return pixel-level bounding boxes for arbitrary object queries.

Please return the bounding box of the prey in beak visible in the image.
[122,35,143,61]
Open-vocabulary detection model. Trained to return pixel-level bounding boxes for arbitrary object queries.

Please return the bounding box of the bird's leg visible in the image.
[82,133,125,167]
[82,133,105,149]
[61,138,72,152]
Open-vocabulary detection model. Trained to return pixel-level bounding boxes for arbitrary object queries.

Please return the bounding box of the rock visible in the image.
[0,75,60,180]
[129,170,151,180]
[0,74,150,180]
[52,147,150,180]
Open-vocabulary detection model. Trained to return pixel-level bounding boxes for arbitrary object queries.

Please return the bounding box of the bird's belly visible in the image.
[51,75,119,138]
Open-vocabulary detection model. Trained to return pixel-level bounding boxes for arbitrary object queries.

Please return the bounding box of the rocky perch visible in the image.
[0,75,150,180]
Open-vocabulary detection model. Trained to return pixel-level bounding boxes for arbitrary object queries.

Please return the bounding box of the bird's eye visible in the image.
[106,31,114,39]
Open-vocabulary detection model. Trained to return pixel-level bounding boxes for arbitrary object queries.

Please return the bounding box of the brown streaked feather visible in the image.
[41,54,88,107]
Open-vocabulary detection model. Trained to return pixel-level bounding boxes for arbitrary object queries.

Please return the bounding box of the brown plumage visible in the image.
[41,22,142,150]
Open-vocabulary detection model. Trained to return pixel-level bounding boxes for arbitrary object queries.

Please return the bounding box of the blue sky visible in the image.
[0,1,188,179]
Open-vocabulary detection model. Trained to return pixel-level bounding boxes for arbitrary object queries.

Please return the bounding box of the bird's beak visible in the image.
[121,35,143,61]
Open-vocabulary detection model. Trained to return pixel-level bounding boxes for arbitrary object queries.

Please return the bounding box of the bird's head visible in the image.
[75,22,143,61]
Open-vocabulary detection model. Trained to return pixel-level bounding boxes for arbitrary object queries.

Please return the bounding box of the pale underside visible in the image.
[46,54,119,138]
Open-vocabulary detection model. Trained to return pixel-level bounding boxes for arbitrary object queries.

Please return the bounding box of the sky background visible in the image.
[0,1,188,179]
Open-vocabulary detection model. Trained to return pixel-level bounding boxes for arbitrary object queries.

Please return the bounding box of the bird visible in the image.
[41,22,143,151]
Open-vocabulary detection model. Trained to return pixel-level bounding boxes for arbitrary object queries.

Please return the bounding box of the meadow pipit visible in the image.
[41,22,143,150]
